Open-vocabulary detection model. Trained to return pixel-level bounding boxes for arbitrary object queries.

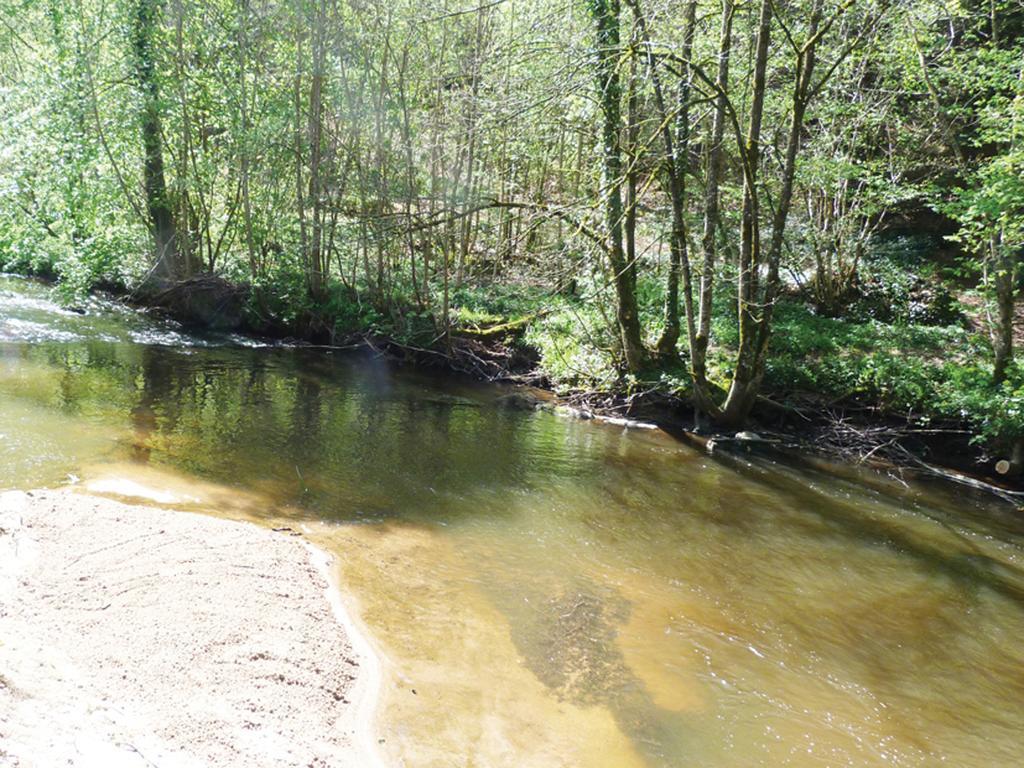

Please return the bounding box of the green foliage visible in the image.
[0,210,63,279]
[525,304,620,392]
[760,300,1022,443]
[936,362,1024,447]
[843,237,964,326]
[246,264,314,327]
[449,282,553,327]
[321,287,388,336]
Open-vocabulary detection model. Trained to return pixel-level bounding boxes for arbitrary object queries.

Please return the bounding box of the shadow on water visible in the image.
[702,449,1024,609]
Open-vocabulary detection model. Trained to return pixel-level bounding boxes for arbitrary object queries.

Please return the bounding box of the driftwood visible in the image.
[892,445,1024,505]
[136,275,249,330]
[455,314,537,340]
[362,332,541,384]
[777,410,1024,504]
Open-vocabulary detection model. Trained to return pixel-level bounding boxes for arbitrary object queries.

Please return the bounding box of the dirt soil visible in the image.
[0,489,383,768]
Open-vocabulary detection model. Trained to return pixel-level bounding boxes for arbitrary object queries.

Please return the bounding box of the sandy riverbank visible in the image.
[0,489,383,768]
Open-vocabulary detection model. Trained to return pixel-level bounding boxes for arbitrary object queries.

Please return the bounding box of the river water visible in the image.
[3,274,1024,767]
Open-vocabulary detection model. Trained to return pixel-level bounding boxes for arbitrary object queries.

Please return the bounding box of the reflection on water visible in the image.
[3,274,1024,766]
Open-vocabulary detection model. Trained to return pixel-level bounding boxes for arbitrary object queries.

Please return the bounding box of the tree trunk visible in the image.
[238,0,258,279]
[719,0,773,426]
[992,231,1018,385]
[589,0,644,372]
[625,40,638,303]
[306,0,327,299]
[293,30,308,290]
[132,0,183,280]
[692,0,733,414]
[650,0,697,359]
[721,0,824,425]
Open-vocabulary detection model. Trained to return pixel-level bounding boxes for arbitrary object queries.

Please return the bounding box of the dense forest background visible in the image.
[0,0,1021,466]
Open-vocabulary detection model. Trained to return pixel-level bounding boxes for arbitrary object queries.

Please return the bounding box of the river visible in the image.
[2,273,1024,767]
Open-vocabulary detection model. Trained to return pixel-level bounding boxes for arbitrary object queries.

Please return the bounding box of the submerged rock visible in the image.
[494,391,543,411]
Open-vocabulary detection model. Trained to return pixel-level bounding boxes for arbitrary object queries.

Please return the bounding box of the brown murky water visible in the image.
[3,274,1024,766]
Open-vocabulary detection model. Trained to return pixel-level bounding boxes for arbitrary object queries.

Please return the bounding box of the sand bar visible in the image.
[0,489,383,768]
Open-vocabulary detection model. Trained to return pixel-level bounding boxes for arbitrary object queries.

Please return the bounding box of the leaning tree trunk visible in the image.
[589,0,645,372]
[132,0,183,281]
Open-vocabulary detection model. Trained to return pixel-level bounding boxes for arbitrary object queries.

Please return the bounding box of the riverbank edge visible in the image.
[0,488,386,768]
[7,270,1021,497]
[308,542,386,765]
[135,275,1024,498]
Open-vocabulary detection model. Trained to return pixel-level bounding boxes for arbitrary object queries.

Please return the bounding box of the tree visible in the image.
[587,0,645,372]
[131,0,185,280]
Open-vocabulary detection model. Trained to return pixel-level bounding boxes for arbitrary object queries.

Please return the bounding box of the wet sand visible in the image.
[0,489,382,768]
